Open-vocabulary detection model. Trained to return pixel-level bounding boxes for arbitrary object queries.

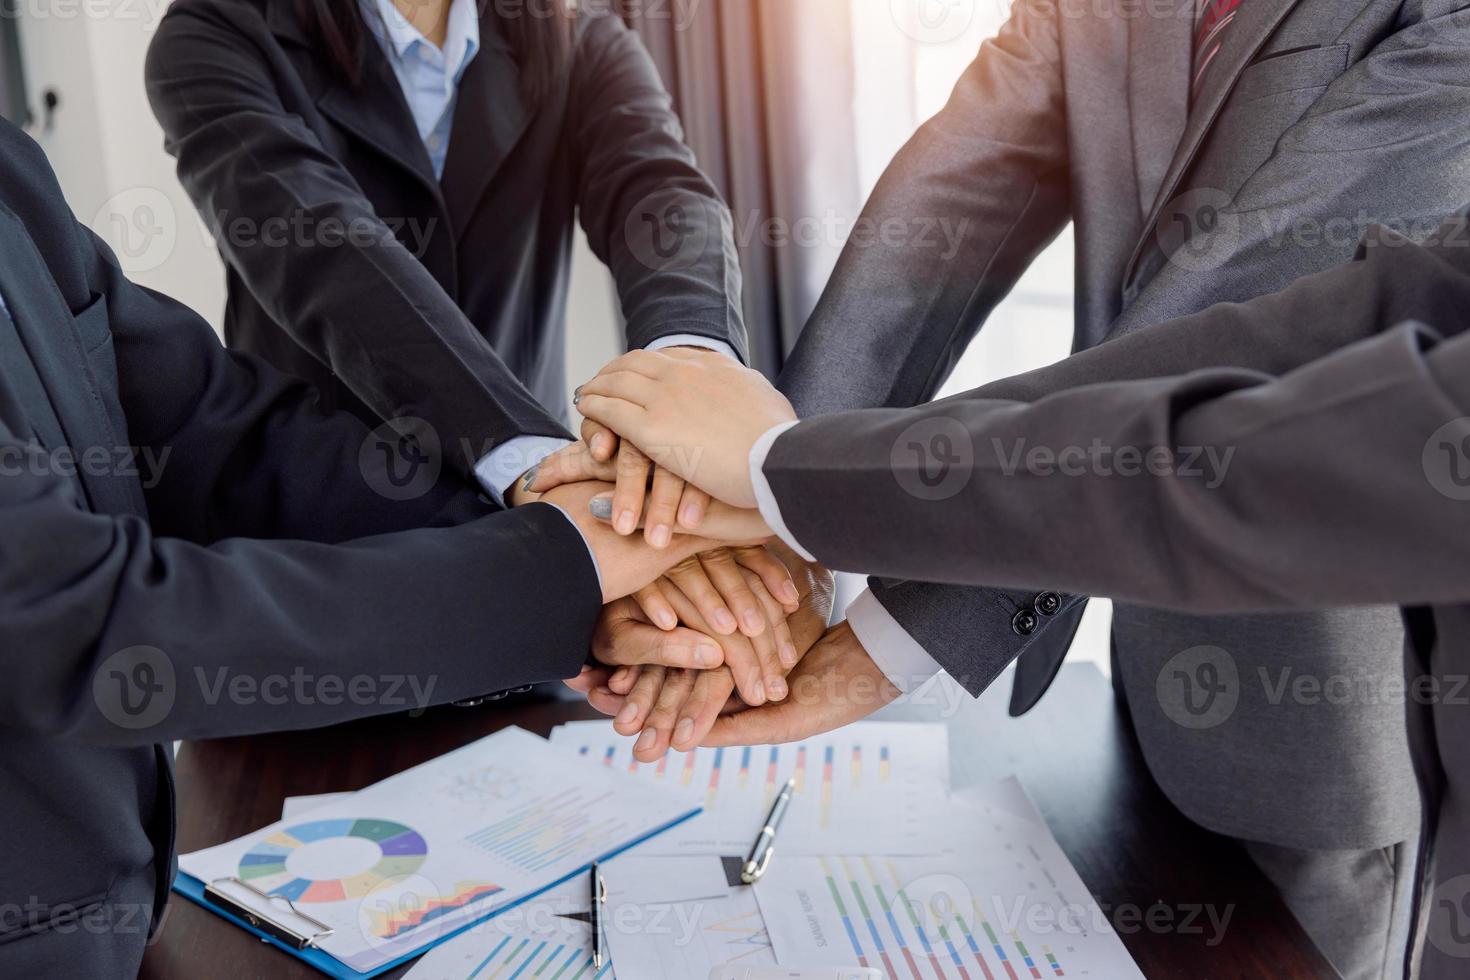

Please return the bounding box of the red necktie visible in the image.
[1193,0,1243,101]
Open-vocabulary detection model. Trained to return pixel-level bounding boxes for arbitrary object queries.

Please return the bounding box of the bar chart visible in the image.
[550,721,949,855]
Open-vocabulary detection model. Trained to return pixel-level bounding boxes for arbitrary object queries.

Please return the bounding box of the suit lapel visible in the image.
[1124,0,1306,290]
[267,0,443,200]
[440,19,532,239]
[1126,0,1193,225]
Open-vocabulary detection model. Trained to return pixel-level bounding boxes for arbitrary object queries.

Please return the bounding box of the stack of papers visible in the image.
[403,722,1147,980]
[174,728,695,977]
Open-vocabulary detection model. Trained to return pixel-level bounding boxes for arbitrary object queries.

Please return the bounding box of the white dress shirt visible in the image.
[748,422,946,693]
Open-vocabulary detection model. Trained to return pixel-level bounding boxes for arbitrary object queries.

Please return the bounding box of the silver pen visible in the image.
[741,777,797,884]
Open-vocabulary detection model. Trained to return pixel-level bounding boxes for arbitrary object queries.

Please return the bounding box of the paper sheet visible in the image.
[601,856,776,977]
[179,727,694,974]
[549,721,949,855]
[753,780,1146,979]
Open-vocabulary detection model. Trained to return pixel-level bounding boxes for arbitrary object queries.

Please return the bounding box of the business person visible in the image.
[571,207,1470,979]
[760,1,1470,975]
[0,120,749,977]
[144,0,805,706]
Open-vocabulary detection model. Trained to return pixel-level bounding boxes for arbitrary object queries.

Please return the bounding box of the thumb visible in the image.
[592,618,725,670]
[702,702,804,747]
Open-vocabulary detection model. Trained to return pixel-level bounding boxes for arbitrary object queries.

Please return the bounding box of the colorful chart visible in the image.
[238,818,429,904]
[367,881,506,941]
[550,720,950,856]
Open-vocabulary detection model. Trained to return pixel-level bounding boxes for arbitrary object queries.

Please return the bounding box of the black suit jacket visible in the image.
[0,122,601,977]
[146,0,747,474]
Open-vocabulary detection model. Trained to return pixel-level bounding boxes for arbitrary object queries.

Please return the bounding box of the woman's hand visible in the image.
[524,423,709,546]
[573,348,798,508]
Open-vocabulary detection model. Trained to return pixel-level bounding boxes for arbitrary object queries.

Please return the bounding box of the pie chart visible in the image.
[238,818,428,904]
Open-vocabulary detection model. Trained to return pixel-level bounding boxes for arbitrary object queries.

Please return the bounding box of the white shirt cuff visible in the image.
[646,334,740,362]
[846,589,945,695]
[748,421,816,563]
[542,503,603,596]
[474,435,574,506]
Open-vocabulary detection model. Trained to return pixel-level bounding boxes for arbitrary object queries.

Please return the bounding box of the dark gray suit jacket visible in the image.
[146,0,746,475]
[764,209,1470,979]
[779,0,1470,851]
[0,122,601,977]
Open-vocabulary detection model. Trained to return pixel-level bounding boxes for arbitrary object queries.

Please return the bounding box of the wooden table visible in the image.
[140,664,1334,979]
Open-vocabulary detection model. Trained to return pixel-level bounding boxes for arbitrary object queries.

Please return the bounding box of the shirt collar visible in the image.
[365,0,480,75]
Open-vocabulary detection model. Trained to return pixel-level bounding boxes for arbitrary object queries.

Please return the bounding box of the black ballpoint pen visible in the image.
[742,777,797,884]
[590,862,605,968]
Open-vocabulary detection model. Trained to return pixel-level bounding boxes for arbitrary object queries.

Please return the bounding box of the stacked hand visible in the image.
[528,347,903,755]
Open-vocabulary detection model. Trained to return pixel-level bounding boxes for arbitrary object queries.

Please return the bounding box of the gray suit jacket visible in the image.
[763,209,1470,979]
[779,0,1470,850]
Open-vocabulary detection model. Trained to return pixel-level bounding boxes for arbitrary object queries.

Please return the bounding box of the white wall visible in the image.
[18,0,227,324]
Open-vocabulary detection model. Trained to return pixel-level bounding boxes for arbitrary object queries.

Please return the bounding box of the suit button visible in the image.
[486,691,510,701]
[1035,593,1062,616]
[1012,609,1038,637]
[453,697,487,708]
[511,685,534,695]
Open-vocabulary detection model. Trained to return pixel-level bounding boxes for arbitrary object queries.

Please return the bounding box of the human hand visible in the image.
[701,620,900,746]
[522,424,710,547]
[573,348,798,508]
[528,352,733,547]
[571,546,836,761]
[524,480,715,603]
[629,546,802,704]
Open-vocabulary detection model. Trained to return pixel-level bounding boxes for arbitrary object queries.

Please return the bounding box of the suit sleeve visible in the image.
[826,213,1470,691]
[832,0,1470,695]
[0,164,602,746]
[144,5,572,476]
[763,0,1074,690]
[569,13,748,361]
[766,320,1470,613]
[778,0,1070,415]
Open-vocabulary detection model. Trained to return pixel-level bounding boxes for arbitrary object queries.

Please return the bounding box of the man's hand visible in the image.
[573,349,798,508]
[573,545,836,761]
[701,621,900,746]
[629,546,802,706]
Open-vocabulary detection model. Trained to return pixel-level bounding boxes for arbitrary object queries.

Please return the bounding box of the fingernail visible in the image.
[766,677,787,701]
[611,667,631,686]
[650,524,672,549]
[615,511,638,535]
[616,703,639,726]
[635,728,656,752]
[712,609,738,633]
[779,581,800,605]
[780,642,798,668]
[655,610,677,630]
[521,464,540,492]
[594,433,612,457]
[695,643,721,668]
[674,718,695,745]
[589,497,613,520]
[742,609,766,634]
[750,680,766,704]
[572,386,583,406]
[679,503,703,528]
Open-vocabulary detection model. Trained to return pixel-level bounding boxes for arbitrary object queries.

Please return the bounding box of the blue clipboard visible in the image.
[172,805,701,979]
